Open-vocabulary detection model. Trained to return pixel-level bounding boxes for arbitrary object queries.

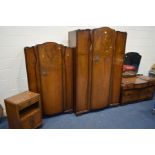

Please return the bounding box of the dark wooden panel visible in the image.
[76,30,91,114]
[91,27,115,110]
[37,42,64,115]
[69,30,91,114]
[110,31,127,106]
[64,47,73,112]
[24,47,38,92]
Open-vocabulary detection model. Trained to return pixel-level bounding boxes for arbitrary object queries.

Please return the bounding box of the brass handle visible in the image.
[29,116,34,128]
[42,71,47,76]
[93,55,100,63]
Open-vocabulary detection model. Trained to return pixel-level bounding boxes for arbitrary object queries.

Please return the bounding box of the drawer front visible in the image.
[123,83,148,90]
[21,110,42,129]
[122,94,153,104]
[122,87,153,96]
[121,89,154,104]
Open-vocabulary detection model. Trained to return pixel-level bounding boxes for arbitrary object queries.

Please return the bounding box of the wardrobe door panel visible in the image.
[37,43,63,115]
[24,47,38,93]
[64,47,73,112]
[110,31,127,105]
[75,30,91,114]
[91,27,116,110]
[76,55,89,113]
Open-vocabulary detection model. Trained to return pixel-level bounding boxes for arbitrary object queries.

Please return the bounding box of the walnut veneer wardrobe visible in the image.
[69,27,127,115]
[24,42,73,115]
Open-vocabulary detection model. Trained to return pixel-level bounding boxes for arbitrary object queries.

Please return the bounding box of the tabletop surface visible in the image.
[4,91,39,105]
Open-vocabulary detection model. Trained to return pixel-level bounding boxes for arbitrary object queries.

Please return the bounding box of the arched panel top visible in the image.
[92,27,116,55]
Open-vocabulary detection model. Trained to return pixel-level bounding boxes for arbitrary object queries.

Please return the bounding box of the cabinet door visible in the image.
[64,47,73,112]
[91,27,116,110]
[37,43,63,115]
[24,47,38,93]
[75,30,91,114]
[110,31,127,105]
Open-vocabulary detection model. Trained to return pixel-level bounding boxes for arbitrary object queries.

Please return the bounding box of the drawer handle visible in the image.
[29,116,34,128]
[93,55,100,63]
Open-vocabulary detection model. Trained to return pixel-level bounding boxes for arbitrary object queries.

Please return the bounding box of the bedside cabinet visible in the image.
[4,91,42,129]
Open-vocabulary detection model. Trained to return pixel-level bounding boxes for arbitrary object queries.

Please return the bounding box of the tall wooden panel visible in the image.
[64,47,73,112]
[24,47,38,93]
[36,42,64,115]
[91,27,116,110]
[69,30,91,114]
[110,31,127,106]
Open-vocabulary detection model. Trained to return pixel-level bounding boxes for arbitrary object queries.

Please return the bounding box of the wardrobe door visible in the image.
[69,30,91,114]
[91,27,116,110]
[37,42,64,115]
[110,31,127,106]
[24,47,38,93]
[64,47,73,112]
[76,30,91,114]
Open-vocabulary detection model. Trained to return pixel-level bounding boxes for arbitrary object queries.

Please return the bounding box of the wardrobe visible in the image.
[24,42,73,115]
[69,27,127,115]
[24,27,127,116]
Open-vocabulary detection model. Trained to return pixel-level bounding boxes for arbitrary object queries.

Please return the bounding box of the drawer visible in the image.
[123,83,148,90]
[122,87,153,96]
[121,89,154,104]
[20,109,42,129]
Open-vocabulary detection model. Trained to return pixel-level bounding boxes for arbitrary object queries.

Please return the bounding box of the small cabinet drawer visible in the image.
[123,87,153,96]
[121,87,154,104]
[21,110,42,129]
